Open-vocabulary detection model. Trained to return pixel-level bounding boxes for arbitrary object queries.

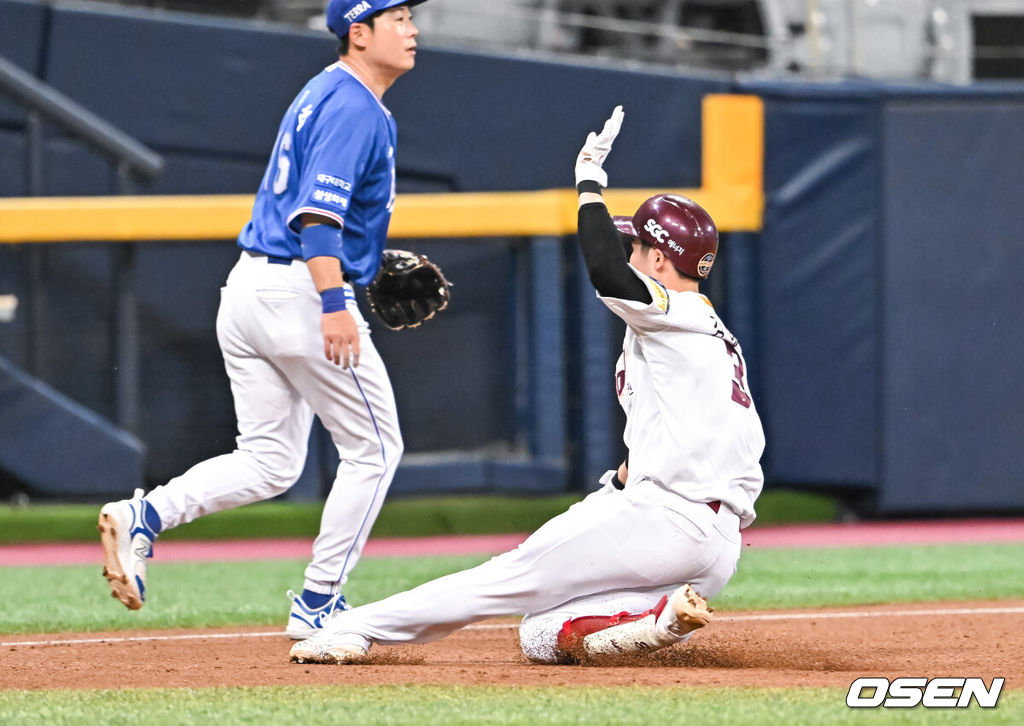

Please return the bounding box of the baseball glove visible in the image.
[365,249,451,330]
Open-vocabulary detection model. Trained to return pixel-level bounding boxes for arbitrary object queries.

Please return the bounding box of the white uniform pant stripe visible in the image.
[320,367,393,588]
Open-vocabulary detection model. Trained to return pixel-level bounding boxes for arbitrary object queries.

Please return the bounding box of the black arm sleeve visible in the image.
[577,202,652,303]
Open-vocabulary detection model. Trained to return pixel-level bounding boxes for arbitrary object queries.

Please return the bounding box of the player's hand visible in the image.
[322,310,360,369]
[575,105,624,188]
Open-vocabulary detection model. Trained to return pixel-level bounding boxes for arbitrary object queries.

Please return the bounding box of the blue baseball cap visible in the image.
[326,0,427,39]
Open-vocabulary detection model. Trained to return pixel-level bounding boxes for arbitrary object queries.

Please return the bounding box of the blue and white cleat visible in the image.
[286,590,350,639]
[97,488,157,610]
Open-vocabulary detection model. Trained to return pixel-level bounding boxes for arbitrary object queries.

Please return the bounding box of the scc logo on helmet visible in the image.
[643,219,687,257]
[643,218,670,244]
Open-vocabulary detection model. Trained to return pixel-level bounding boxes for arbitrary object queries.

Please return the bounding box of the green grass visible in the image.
[3,543,1022,634]
[0,554,490,633]
[3,541,1019,726]
[716,543,1024,610]
[748,488,839,523]
[0,685,1019,725]
[0,496,579,543]
[0,489,838,544]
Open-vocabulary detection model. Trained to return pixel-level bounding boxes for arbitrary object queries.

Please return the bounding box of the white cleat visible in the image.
[288,638,335,664]
[580,584,713,660]
[97,488,156,611]
[289,636,369,665]
[658,583,713,638]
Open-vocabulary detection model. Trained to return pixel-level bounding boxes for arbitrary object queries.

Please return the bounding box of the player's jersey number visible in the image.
[271,132,293,195]
[724,340,752,408]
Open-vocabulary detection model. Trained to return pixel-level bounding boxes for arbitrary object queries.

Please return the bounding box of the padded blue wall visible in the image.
[0,2,717,494]
[744,84,881,488]
[4,2,1024,511]
[741,82,1024,513]
[0,0,47,197]
[11,3,727,194]
[386,50,723,191]
[44,3,333,157]
[0,0,47,126]
[879,97,1024,512]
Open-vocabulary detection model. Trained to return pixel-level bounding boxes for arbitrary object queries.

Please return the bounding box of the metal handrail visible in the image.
[0,52,165,434]
[0,54,163,180]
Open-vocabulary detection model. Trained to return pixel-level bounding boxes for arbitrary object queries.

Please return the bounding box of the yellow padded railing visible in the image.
[0,94,763,243]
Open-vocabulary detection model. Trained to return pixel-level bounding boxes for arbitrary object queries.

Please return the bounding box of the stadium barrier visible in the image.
[0,95,763,499]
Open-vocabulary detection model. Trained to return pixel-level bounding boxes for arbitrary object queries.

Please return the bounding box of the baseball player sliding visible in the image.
[97,0,431,638]
[289,106,766,665]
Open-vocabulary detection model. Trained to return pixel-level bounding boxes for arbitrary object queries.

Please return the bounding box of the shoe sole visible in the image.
[289,649,338,665]
[670,584,712,635]
[290,646,367,665]
[289,651,327,664]
[97,507,143,611]
[325,647,368,664]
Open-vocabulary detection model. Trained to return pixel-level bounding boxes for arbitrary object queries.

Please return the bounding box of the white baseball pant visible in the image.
[144,250,403,594]
[319,478,742,661]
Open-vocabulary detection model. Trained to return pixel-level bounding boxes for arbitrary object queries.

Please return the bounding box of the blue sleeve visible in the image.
[299,223,343,260]
[286,95,380,232]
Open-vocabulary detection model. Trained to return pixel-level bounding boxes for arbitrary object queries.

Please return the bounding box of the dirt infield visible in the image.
[5,600,1022,691]
[6,521,1023,691]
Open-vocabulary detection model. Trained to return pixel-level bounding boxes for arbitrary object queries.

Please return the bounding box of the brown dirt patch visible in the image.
[4,600,1022,691]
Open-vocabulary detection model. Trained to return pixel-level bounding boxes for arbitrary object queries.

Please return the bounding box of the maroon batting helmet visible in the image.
[612,215,638,238]
[612,215,639,256]
[631,194,718,279]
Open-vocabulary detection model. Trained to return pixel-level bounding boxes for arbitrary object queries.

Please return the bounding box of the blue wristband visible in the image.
[321,286,354,314]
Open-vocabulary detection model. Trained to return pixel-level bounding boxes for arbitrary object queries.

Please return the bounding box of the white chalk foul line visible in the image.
[716,606,1024,622]
[2,631,287,648]
[4,606,1023,648]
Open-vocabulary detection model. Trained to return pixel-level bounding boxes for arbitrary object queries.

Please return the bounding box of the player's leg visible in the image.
[143,284,314,528]
[289,488,634,661]
[517,496,740,664]
[291,481,740,663]
[518,579,722,664]
[276,305,402,632]
[100,276,314,610]
[517,587,669,663]
[142,357,312,527]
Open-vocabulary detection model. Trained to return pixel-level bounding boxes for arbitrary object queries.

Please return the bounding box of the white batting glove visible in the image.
[575,105,624,188]
[597,469,619,493]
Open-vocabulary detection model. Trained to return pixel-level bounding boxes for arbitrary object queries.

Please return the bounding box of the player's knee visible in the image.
[378,418,403,468]
[372,428,403,477]
[337,418,402,474]
[269,468,303,493]
[357,434,403,475]
[388,434,404,470]
[262,470,301,496]
[249,450,305,493]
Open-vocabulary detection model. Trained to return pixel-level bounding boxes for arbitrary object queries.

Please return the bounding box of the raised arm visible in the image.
[573,106,651,303]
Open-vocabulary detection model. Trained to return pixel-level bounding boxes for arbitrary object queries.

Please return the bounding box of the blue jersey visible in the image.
[238,61,397,285]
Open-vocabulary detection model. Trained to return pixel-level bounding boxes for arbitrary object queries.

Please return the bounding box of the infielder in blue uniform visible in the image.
[98,0,426,639]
